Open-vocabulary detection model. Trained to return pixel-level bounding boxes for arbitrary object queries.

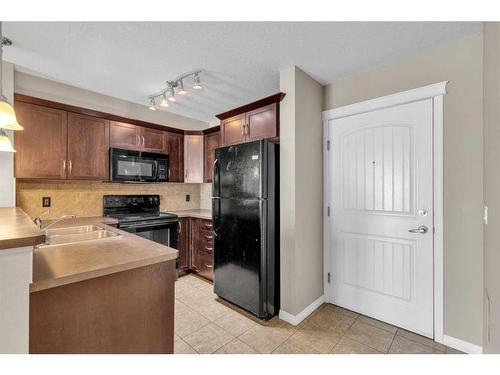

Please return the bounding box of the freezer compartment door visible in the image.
[214,140,266,199]
[213,198,265,317]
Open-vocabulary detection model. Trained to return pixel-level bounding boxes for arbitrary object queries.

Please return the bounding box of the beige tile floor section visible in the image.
[174,275,464,355]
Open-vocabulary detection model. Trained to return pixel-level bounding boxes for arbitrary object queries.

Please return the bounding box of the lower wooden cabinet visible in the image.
[177,217,190,276]
[174,217,213,281]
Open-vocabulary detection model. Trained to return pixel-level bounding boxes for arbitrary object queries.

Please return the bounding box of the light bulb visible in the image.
[160,93,169,107]
[167,88,176,102]
[148,98,157,110]
[193,73,202,90]
[178,80,187,95]
[0,129,15,152]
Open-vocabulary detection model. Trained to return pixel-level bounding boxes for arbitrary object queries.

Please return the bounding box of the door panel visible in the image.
[110,121,140,150]
[246,103,277,141]
[141,127,166,154]
[177,217,190,275]
[213,198,262,316]
[67,113,109,180]
[329,99,434,338]
[166,132,183,182]
[184,135,203,183]
[14,101,68,179]
[221,114,245,146]
[214,141,263,199]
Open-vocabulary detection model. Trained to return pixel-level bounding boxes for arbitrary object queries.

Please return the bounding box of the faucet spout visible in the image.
[35,214,77,231]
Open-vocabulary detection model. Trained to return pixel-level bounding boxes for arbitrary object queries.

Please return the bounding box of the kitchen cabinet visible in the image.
[166,132,184,182]
[204,130,220,183]
[14,101,68,179]
[190,218,214,281]
[184,135,204,183]
[110,121,167,154]
[177,217,190,276]
[217,93,285,147]
[220,113,246,146]
[67,113,110,180]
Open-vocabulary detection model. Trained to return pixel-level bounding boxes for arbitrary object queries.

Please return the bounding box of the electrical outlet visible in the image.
[42,197,51,207]
[186,194,191,202]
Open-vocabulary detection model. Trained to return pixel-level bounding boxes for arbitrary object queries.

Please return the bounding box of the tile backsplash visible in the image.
[16,181,203,220]
[200,183,212,210]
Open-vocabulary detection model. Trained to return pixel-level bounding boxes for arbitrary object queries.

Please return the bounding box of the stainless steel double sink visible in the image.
[39,224,120,247]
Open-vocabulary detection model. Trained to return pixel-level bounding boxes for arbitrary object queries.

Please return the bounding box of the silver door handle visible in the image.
[136,134,140,146]
[408,226,428,234]
[142,136,145,147]
[68,160,72,175]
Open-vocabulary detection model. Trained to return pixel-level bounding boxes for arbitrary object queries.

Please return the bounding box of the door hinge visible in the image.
[327,206,330,216]
[327,140,330,151]
[327,272,331,283]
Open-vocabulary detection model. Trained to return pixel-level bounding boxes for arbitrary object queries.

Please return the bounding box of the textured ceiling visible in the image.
[3,22,481,125]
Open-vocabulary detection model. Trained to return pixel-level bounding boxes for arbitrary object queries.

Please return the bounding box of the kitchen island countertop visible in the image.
[31,216,178,293]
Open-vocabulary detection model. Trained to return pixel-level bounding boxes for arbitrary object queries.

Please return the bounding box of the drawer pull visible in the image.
[205,264,213,268]
[205,235,213,240]
[205,246,213,252]
[204,223,213,229]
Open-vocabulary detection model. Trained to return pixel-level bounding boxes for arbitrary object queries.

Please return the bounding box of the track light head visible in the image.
[167,88,176,102]
[178,80,187,95]
[160,93,169,107]
[193,73,202,90]
[148,98,157,111]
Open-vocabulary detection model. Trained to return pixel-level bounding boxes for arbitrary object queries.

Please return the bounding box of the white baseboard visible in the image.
[279,295,324,326]
[443,335,483,354]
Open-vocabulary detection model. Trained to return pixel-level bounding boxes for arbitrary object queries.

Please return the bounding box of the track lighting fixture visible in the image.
[147,70,203,109]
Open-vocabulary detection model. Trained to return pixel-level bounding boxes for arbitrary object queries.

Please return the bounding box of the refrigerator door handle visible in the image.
[212,158,220,198]
[212,197,221,238]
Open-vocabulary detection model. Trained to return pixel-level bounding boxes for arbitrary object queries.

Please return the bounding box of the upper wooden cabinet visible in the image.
[109,121,140,151]
[184,135,204,183]
[67,113,110,180]
[14,101,68,179]
[204,130,220,183]
[110,121,167,154]
[166,132,184,183]
[217,93,285,147]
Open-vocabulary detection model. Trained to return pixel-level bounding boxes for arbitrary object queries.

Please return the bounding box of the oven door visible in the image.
[119,220,179,248]
[110,148,161,183]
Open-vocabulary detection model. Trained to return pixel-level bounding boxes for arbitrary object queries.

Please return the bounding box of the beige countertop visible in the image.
[31,216,178,293]
[0,207,45,250]
[167,209,212,220]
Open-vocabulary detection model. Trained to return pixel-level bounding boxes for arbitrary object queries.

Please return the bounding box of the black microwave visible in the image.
[110,148,169,183]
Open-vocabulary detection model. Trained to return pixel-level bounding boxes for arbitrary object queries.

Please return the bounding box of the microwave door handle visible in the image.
[153,160,159,181]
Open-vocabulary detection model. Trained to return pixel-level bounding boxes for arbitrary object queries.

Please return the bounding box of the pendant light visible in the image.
[0,22,22,153]
[148,70,203,109]
[0,23,22,131]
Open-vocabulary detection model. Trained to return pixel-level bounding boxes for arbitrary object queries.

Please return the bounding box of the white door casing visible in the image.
[323,82,446,342]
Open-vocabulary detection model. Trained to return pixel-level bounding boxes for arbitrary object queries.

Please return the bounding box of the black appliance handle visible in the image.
[212,158,220,198]
[212,197,220,238]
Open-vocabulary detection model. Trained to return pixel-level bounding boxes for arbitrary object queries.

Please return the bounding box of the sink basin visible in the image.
[38,225,120,248]
[44,225,103,236]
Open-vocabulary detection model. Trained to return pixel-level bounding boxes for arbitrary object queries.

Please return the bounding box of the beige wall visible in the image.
[16,181,202,220]
[14,72,209,131]
[482,22,500,353]
[200,183,212,210]
[324,34,484,346]
[280,66,324,316]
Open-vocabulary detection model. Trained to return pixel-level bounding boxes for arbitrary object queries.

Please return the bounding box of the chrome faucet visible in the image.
[34,214,77,231]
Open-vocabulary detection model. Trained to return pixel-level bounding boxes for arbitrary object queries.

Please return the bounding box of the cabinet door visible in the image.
[246,103,277,141]
[190,218,202,272]
[109,121,140,150]
[14,101,68,179]
[166,132,184,182]
[220,114,245,146]
[67,113,110,180]
[141,127,167,154]
[190,218,214,281]
[184,135,204,183]
[177,217,190,276]
[204,131,220,183]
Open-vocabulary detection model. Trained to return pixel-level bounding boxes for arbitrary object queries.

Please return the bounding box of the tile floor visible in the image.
[174,275,463,354]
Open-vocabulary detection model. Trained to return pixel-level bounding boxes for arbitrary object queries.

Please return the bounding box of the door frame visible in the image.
[322,82,447,343]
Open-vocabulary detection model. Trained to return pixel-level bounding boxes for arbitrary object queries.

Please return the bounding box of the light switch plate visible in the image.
[42,197,51,207]
[186,194,190,202]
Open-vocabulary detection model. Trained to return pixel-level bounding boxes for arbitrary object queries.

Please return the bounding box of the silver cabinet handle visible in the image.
[68,160,72,175]
[136,134,140,146]
[205,264,213,268]
[62,159,66,174]
[408,226,428,234]
[142,136,145,147]
[178,221,182,234]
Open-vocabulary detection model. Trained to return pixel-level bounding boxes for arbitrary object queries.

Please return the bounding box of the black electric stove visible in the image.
[103,195,179,249]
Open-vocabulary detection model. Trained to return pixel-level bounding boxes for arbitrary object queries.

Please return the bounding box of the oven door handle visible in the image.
[119,220,177,230]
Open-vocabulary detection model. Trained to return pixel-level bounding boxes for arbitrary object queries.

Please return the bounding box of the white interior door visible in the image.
[328,99,434,338]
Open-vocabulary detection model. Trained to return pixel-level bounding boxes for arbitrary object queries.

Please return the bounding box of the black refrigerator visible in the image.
[212,139,279,319]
